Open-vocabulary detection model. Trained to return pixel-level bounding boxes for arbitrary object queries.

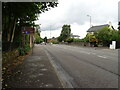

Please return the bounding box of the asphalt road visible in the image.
[43,44,118,88]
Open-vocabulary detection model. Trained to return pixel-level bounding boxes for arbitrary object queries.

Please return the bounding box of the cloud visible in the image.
[35,0,119,38]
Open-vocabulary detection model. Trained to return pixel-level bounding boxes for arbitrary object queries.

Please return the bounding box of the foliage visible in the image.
[94,26,112,42]
[118,26,120,30]
[58,25,71,42]
[118,30,120,41]
[73,38,84,42]
[18,44,30,56]
[25,34,30,44]
[84,33,98,42]
[83,26,120,46]
[94,26,120,42]
[57,36,63,42]
[24,44,30,54]
[118,22,120,30]
[2,2,58,51]
[51,40,59,44]
[84,33,90,42]
[66,38,74,43]
[111,30,120,41]
[34,30,43,44]
[18,47,26,56]
[44,37,47,43]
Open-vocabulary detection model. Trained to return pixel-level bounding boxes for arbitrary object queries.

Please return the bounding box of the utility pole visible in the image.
[87,15,92,28]
[50,25,51,39]
[87,15,92,44]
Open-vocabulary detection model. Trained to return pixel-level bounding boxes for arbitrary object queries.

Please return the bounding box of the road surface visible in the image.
[43,44,118,88]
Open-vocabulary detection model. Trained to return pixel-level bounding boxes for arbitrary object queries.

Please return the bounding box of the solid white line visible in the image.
[44,50,74,88]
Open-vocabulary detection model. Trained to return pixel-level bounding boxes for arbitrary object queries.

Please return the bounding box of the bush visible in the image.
[18,44,31,56]
[66,38,74,43]
[18,47,25,56]
[52,40,59,44]
[24,44,30,54]
[73,38,84,42]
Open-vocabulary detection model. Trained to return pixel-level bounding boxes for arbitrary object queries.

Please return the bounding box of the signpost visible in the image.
[21,27,35,48]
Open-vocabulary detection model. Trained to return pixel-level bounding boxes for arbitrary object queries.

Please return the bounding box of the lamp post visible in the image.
[50,25,51,39]
[87,15,92,45]
[38,24,41,33]
[87,15,91,28]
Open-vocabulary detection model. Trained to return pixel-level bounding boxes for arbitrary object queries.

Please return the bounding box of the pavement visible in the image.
[3,44,63,88]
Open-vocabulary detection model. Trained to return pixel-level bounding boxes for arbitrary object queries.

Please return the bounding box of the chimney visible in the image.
[109,21,112,26]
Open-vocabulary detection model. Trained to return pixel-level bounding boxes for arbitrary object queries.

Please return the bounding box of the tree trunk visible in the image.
[7,18,13,42]
[10,18,17,43]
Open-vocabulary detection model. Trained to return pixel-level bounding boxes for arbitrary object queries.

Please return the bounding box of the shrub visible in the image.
[18,44,31,56]
[24,44,30,54]
[52,40,59,44]
[73,38,84,42]
[18,47,25,56]
[66,38,74,43]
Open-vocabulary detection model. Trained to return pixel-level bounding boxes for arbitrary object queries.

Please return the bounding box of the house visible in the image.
[87,22,114,34]
[86,22,115,47]
[70,35,80,39]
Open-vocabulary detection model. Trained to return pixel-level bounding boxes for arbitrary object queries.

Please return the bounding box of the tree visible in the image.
[94,26,112,42]
[2,2,58,51]
[35,30,43,44]
[58,25,71,42]
[66,37,73,43]
[44,37,47,43]
[94,26,120,46]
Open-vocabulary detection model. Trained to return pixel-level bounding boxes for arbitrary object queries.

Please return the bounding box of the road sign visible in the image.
[21,27,35,34]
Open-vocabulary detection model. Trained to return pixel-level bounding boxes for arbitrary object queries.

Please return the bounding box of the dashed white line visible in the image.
[97,55,107,59]
[79,51,90,54]
[91,53,96,55]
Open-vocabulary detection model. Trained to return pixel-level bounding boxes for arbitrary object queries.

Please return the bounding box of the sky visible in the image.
[35,0,119,39]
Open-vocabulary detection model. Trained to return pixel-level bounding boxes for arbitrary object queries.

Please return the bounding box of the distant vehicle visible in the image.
[41,42,47,45]
[40,42,44,45]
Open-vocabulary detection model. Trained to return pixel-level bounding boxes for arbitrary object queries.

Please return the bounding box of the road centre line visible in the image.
[97,55,107,59]
[91,53,96,55]
[53,45,114,58]
[53,45,118,62]
[79,51,90,54]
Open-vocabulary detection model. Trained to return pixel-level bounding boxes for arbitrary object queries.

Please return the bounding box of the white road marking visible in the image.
[80,51,90,54]
[97,55,107,59]
[91,53,96,55]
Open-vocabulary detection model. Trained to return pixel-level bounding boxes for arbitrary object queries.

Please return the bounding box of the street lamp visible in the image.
[38,24,41,32]
[50,25,51,39]
[87,15,92,44]
[87,15,92,28]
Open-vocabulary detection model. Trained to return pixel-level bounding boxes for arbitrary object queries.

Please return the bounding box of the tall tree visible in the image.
[35,29,43,44]
[2,2,58,50]
[58,25,71,42]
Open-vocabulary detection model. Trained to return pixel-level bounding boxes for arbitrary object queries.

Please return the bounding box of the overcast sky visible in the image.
[35,0,119,39]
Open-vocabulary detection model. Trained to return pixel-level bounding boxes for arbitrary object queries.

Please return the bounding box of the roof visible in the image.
[71,35,80,37]
[87,24,109,32]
